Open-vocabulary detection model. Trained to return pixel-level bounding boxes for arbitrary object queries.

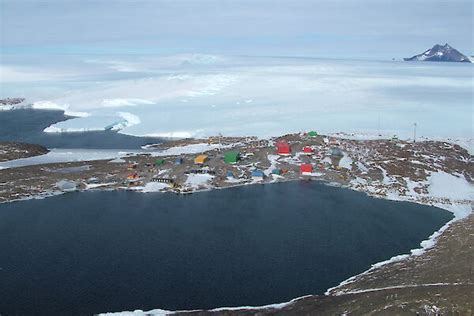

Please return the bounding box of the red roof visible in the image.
[303,146,313,153]
[300,164,313,173]
[276,141,291,155]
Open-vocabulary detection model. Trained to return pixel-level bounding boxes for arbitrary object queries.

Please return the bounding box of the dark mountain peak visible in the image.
[404,44,471,63]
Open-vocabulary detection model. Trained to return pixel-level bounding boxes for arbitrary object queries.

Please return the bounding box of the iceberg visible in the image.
[44,112,140,133]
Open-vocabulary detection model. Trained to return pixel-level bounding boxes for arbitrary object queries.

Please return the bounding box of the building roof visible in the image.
[300,164,313,172]
[276,140,290,147]
[224,151,240,164]
[276,141,291,154]
[251,169,264,177]
[194,154,208,164]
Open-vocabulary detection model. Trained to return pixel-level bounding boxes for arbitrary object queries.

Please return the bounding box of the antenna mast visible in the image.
[413,123,417,143]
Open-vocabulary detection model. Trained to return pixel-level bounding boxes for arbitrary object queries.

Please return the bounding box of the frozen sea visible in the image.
[2,54,472,140]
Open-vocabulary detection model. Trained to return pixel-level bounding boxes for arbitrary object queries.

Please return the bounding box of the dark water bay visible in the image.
[0,109,161,149]
[0,181,453,315]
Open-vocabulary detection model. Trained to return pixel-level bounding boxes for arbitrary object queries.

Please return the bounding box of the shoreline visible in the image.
[0,142,49,163]
[0,134,472,314]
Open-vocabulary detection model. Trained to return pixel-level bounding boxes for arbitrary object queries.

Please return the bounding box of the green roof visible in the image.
[155,158,165,165]
[224,151,240,164]
[307,131,318,137]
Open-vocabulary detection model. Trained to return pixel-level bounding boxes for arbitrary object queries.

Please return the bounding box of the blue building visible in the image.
[251,169,265,178]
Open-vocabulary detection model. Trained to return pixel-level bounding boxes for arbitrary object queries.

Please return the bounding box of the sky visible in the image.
[1,0,473,60]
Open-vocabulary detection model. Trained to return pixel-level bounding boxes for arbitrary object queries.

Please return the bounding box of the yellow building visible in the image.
[194,154,208,165]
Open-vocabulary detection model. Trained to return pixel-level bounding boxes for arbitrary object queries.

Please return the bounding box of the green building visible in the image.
[307,131,318,137]
[224,151,240,164]
[155,158,165,166]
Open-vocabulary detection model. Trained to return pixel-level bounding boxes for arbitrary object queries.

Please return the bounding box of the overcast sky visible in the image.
[1,0,472,59]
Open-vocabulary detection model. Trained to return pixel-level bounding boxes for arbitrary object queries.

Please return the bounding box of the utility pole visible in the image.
[413,123,417,143]
[218,133,222,152]
[377,114,381,136]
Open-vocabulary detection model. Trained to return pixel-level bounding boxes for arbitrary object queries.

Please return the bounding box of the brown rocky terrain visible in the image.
[0,142,49,162]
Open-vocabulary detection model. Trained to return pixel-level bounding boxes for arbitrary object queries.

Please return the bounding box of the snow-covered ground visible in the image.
[427,171,473,201]
[2,54,472,140]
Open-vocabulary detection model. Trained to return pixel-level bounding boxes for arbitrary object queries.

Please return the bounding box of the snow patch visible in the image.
[427,171,473,201]
[264,154,280,176]
[185,174,214,189]
[85,182,116,189]
[142,182,170,192]
[338,154,353,169]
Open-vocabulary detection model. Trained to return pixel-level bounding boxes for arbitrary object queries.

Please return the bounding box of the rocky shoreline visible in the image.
[0,142,49,162]
[0,134,472,315]
[1,133,471,203]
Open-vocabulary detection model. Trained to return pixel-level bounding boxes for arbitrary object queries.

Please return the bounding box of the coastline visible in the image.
[0,142,49,162]
[0,134,472,314]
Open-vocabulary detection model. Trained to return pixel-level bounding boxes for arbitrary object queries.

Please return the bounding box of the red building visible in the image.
[300,164,313,174]
[302,146,313,155]
[276,141,291,155]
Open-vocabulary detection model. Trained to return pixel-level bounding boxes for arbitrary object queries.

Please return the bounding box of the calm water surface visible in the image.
[0,181,453,315]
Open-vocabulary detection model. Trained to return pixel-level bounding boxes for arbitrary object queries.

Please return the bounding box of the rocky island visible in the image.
[404,44,472,63]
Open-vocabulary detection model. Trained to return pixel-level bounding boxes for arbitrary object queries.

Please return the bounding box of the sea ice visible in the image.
[2,54,471,140]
